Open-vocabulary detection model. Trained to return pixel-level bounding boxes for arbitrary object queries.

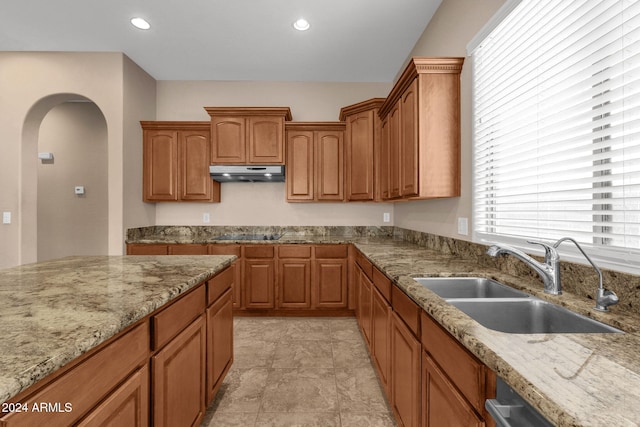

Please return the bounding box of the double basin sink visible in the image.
[414,277,622,334]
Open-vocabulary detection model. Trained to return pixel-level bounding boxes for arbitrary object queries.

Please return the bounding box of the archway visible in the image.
[21,94,109,263]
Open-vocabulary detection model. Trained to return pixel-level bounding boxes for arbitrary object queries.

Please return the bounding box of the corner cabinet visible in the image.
[339,98,386,202]
[378,57,464,200]
[205,107,292,164]
[141,121,220,203]
[285,122,345,202]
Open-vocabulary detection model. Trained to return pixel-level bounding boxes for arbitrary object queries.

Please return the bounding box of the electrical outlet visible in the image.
[457,217,469,236]
[383,212,391,223]
[2,212,11,224]
[203,212,210,224]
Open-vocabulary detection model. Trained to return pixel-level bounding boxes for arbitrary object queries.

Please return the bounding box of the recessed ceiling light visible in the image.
[293,18,310,31]
[131,17,151,30]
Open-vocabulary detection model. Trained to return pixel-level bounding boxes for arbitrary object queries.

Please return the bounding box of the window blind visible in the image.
[471,0,640,272]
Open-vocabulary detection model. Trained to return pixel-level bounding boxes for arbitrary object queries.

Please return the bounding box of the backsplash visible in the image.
[126,225,394,243]
[393,227,640,317]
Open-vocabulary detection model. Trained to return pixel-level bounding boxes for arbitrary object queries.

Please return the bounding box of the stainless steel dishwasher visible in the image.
[485,377,554,427]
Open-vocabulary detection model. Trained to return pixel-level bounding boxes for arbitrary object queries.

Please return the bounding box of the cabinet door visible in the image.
[358,269,373,347]
[206,289,233,404]
[388,102,401,199]
[316,130,344,201]
[144,130,178,201]
[278,259,312,308]
[76,366,149,427]
[345,111,375,201]
[313,259,348,308]
[400,79,419,197]
[152,316,206,427]
[244,259,275,309]
[379,116,390,200]
[286,130,314,201]
[211,116,246,163]
[371,287,391,396]
[391,312,421,427]
[248,116,284,164]
[422,353,483,427]
[180,130,219,201]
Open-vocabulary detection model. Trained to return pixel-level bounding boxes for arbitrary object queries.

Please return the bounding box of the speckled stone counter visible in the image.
[127,226,640,426]
[0,255,235,404]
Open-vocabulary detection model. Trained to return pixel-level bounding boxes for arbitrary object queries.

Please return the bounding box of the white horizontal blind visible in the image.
[472,0,640,271]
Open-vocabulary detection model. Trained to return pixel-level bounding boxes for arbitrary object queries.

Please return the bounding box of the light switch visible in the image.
[74,186,85,195]
[383,212,391,223]
[203,212,210,223]
[2,212,11,224]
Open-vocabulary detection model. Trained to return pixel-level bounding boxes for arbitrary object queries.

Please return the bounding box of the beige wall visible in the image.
[0,52,156,268]
[37,102,108,261]
[393,0,507,240]
[154,80,394,226]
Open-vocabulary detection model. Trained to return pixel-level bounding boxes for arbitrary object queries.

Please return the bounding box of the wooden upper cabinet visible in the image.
[340,98,385,202]
[143,129,178,201]
[379,57,464,200]
[285,122,345,202]
[141,122,220,203]
[205,107,292,165]
[286,129,314,201]
[316,131,344,201]
[400,79,419,197]
[210,116,246,163]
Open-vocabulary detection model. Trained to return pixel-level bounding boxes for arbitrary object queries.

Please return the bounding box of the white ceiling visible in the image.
[0,0,442,82]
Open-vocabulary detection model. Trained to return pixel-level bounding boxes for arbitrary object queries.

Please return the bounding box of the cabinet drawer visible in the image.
[152,285,205,350]
[208,245,241,257]
[244,246,274,258]
[127,244,168,255]
[278,245,311,258]
[392,285,420,337]
[421,311,487,413]
[355,251,373,280]
[169,244,208,255]
[314,245,348,258]
[207,266,234,306]
[372,267,391,303]
[0,322,149,427]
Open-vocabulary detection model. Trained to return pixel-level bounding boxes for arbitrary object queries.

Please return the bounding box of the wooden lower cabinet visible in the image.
[357,269,373,347]
[152,316,207,427]
[244,259,276,309]
[126,244,169,255]
[422,353,483,427]
[371,287,391,395]
[390,311,421,427]
[313,259,348,308]
[279,259,312,308]
[77,366,149,427]
[206,289,234,404]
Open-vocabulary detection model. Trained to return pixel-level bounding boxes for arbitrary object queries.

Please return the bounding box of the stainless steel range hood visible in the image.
[209,165,285,183]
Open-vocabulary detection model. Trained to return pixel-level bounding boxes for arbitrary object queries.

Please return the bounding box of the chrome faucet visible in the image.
[553,237,619,312]
[486,241,562,295]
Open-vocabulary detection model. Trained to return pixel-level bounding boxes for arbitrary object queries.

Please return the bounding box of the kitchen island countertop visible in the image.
[0,255,235,405]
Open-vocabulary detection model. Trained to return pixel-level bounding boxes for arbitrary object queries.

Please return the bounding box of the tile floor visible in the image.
[201,317,397,427]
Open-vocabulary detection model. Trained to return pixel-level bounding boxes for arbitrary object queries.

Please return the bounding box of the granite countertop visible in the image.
[126,228,640,426]
[0,255,235,404]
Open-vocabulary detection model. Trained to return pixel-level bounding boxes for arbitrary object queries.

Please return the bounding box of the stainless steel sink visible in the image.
[449,299,623,334]
[414,277,530,299]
